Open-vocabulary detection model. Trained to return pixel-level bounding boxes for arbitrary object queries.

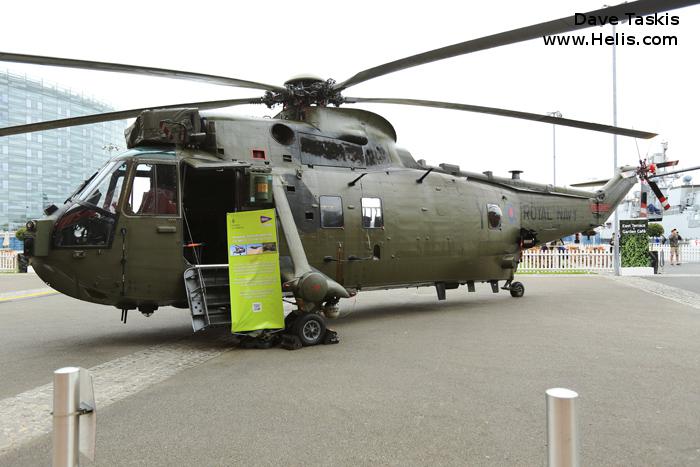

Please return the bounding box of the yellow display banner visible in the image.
[227,209,284,332]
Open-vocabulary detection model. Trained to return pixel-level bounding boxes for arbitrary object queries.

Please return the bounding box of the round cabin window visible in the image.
[487,204,502,229]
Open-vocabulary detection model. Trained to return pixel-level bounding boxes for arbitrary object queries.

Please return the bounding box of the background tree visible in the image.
[14,227,27,241]
[648,223,664,237]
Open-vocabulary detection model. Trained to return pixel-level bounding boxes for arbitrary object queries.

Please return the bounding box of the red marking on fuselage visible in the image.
[590,203,611,213]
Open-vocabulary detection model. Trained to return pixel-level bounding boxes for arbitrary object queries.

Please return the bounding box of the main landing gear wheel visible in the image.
[294,313,327,346]
[509,281,525,298]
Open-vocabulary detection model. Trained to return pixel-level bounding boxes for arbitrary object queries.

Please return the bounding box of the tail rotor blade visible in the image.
[647,178,671,210]
[648,165,700,179]
[656,160,680,168]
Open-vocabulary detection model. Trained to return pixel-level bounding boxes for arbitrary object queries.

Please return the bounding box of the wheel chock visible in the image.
[280,334,303,350]
[323,329,340,345]
[239,335,278,349]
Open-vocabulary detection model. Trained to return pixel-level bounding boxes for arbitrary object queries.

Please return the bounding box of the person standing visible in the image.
[669,229,682,265]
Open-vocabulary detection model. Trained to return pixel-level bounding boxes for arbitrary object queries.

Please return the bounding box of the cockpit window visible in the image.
[54,204,117,248]
[76,161,127,214]
[66,170,98,203]
[54,161,127,248]
[126,163,179,216]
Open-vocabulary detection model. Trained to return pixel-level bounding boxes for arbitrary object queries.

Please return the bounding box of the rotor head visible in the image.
[262,74,343,109]
[283,74,325,88]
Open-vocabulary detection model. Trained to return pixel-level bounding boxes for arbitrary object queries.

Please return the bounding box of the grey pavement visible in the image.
[0,293,197,399]
[0,273,48,294]
[1,276,700,466]
[645,262,700,295]
[657,262,700,275]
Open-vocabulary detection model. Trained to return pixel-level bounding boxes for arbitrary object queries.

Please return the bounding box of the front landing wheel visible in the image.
[293,313,327,346]
[509,281,525,298]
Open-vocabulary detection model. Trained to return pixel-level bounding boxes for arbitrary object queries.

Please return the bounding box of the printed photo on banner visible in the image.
[230,245,246,256]
[246,244,263,255]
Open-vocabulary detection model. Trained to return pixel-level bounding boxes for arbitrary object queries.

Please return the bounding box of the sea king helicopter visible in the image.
[2,0,699,347]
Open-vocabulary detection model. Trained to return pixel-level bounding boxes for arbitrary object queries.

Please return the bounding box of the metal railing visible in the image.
[0,250,18,272]
[520,250,613,272]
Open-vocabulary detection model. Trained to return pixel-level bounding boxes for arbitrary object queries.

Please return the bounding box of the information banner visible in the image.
[226,209,284,332]
[620,219,650,267]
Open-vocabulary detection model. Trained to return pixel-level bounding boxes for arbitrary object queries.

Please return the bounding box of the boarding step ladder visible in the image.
[184,264,232,331]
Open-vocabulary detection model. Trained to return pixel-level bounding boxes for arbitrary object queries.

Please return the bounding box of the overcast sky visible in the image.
[2,0,699,185]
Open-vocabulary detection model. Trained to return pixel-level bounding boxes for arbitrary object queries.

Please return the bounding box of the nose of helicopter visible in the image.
[31,255,82,299]
[24,217,83,300]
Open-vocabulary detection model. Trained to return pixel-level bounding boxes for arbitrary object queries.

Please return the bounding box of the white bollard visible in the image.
[53,367,80,467]
[546,387,579,467]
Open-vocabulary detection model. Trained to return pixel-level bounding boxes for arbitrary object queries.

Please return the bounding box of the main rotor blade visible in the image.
[0,97,263,137]
[344,97,656,139]
[0,52,286,93]
[648,165,700,178]
[335,0,700,91]
[569,179,611,188]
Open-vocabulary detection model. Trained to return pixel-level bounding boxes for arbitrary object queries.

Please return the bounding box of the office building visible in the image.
[0,70,127,230]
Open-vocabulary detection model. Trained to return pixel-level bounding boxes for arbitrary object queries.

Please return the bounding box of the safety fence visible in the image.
[649,244,700,263]
[520,244,700,272]
[519,249,613,272]
[0,250,18,272]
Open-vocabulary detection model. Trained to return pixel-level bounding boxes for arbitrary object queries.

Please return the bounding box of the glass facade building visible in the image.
[0,70,127,230]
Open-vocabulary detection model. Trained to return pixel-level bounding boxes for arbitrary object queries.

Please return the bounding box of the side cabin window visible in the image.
[362,197,383,228]
[487,204,502,229]
[126,163,179,216]
[320,196,343,228]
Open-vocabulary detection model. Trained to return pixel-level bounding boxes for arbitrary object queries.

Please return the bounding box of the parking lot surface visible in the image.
[1,274,699,466]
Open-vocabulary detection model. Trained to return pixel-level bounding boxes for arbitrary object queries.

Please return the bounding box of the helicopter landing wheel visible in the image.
[293,313,327,346]
[509,281,525,298]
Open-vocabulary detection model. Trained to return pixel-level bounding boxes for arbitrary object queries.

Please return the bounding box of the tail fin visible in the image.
[592,167,638,218]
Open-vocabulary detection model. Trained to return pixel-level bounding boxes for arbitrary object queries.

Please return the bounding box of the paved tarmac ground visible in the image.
[1,274,700,466]
[646,262,700,295]
[0,272,48,294]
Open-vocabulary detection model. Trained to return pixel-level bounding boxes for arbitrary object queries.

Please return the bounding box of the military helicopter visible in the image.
[2,0,699,347]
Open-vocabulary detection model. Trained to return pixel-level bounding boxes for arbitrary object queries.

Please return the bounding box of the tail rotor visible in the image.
[636,159,674,211]
[636,159,700,211]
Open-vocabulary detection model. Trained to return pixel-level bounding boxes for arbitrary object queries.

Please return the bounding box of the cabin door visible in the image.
[180,161,249,265]
[122,161,184,302]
